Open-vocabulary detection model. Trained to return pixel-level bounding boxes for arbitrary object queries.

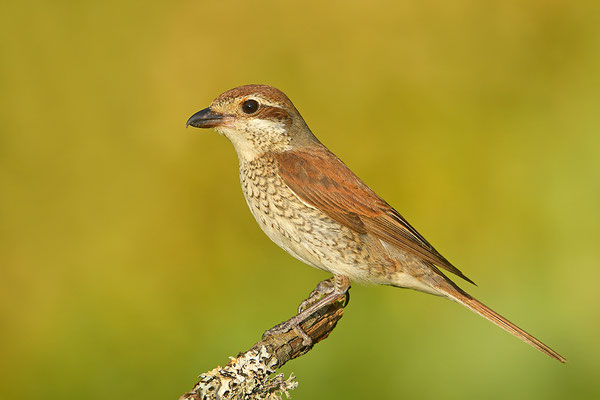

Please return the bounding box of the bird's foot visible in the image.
[262,276,351,348]
[262,316,314,347]
[297,278,335,314]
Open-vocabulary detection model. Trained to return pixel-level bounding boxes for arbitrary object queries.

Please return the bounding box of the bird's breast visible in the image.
[238,154,375,280]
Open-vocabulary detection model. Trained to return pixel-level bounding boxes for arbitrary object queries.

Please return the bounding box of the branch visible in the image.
[179,279,349,400]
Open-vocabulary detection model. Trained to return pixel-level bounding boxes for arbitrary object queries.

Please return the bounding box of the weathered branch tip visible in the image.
[179,279,350,400]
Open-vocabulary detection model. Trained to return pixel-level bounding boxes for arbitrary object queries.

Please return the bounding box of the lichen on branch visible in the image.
[179,279,349,400]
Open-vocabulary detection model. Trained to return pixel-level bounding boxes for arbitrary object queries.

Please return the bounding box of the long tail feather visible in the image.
[449,292,566,363]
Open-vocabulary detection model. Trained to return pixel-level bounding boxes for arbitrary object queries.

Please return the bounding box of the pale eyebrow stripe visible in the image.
[252,97,282,108]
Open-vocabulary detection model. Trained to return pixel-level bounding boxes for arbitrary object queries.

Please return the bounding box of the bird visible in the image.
[186,84,566,363]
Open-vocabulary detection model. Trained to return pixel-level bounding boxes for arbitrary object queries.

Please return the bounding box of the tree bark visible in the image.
[179,279,349,400]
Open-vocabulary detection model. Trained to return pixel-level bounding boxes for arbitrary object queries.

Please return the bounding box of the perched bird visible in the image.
[187,84,566,363]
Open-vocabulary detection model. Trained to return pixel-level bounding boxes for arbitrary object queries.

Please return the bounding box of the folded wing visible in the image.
[274,146,475,285]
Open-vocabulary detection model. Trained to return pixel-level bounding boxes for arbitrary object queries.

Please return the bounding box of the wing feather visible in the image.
[274,147,475,285]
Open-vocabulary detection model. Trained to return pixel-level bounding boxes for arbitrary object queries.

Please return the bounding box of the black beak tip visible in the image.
[186,107,222,129]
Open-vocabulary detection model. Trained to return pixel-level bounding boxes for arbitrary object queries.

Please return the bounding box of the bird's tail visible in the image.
[446,290,566,363]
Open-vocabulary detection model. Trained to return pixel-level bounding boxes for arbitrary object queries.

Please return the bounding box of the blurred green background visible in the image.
[1,0,599,399]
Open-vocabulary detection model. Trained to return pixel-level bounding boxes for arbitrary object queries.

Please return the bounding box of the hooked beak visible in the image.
[186,107,224,129]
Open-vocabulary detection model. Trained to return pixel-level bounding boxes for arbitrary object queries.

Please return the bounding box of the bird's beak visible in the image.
[186,107,224,129]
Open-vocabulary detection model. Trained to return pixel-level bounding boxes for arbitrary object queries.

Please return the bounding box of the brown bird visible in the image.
[187,84,566,363]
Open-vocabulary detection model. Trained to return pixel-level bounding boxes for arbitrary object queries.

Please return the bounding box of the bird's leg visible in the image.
[262,275,351,347]
[297,278,334,313]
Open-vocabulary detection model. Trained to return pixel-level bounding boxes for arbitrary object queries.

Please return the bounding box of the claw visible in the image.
[262,276,350,347]
[298,278,335,313]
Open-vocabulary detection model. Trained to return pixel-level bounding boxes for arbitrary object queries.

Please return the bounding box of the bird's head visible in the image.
[187,85,319,160]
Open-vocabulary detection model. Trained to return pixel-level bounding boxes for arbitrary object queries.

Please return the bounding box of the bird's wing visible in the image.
[274,147,475,285]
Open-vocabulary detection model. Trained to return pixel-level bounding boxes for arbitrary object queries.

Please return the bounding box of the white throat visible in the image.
[216,119,290,162]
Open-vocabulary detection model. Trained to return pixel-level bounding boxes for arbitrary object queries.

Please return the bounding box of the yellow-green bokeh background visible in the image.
[1,1,599,399]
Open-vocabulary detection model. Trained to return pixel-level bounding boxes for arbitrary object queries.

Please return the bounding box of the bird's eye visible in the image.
[241,99,259,114]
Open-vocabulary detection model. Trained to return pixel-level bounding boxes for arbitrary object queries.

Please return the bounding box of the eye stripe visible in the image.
[257,105,291,123]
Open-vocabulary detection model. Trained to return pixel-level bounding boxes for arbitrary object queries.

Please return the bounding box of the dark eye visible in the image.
[241,99,259,114]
